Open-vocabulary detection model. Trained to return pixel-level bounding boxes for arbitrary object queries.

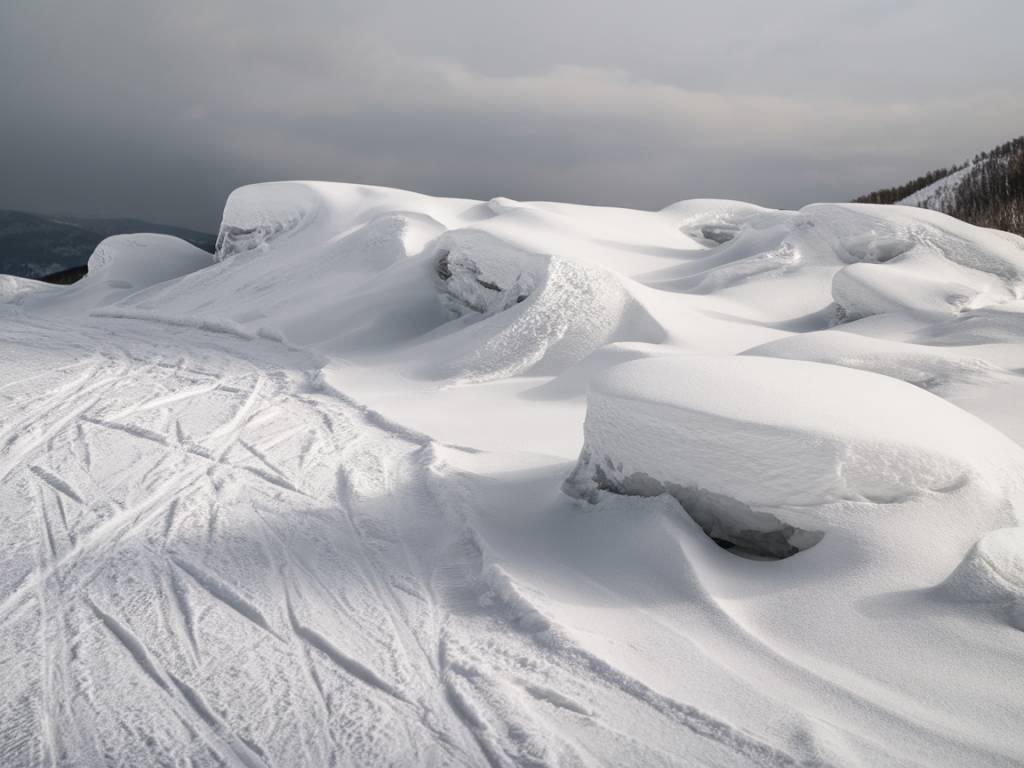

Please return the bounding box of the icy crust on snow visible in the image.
[434,230,538,317]
[565,355,1023,558]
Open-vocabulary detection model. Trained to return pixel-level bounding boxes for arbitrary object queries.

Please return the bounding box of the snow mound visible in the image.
[86,234,213,289]
[434,230,539,317]
[831,256,1017,322]
[425,230,664,383]
[0,274,53,304]
[823,204,1024,322]
[662,199,773,246]
[486,196,521,215]
[215,181,320,260]
[327,212,430,281]
[918,300,1024,344]
[565,355,1023,558]
[746,330,1006,390]
[818,204,1024,284]
[644,203,1024,329]
[944,527,1024,622]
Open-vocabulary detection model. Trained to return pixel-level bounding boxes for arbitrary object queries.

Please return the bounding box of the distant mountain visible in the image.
[855,136,1024,236]
[0,210,216,280]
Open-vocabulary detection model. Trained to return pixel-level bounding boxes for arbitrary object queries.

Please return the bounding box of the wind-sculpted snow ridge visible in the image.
[825,205,1024,322]
[427,230,664,382]
[3,180,1024,766]
[944,528,1024,629]
[565,355,1024,558]
[215,181,321,260]
[745,330,1008,390]
[643,202,1024,324]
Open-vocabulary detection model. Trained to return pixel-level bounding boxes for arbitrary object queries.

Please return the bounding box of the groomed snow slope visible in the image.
[3,181,1024,767]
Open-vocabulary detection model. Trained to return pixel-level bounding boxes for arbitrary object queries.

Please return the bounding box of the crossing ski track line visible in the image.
[0,314,807,768]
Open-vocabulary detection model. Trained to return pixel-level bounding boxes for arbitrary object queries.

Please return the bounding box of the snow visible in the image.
[3,180,1024,766]
[898,163,977,209]
[745,329,1008,389]
[564,355,1023,557]
[945,527,1024,607]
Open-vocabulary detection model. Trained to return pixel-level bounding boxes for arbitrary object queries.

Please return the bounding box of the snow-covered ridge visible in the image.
[898,162,977,210]
[3,180,1024,767]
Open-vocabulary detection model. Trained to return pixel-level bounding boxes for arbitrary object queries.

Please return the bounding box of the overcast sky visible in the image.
[2,0,1023,231]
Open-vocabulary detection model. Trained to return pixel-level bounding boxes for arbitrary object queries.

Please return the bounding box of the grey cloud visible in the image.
[1,0,1022,231]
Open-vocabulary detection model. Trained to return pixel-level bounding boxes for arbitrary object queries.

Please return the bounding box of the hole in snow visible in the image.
[698,224,739,245]
[436,249,452,280]
[681,222,740,246]
[840,234,915,264]
[433,245,536,317]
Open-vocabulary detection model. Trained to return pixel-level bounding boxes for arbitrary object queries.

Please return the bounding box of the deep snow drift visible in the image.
[564,355,1023,558]
[3,181,1024,767]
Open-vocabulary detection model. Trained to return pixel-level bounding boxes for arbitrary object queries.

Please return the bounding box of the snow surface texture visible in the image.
[3,181,1024,767]
[564,355,1023,558]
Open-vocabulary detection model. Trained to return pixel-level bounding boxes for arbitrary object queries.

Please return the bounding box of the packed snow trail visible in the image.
[1,315,806,768]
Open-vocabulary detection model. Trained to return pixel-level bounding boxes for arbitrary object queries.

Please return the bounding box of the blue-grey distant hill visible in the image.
[0,210,216,280]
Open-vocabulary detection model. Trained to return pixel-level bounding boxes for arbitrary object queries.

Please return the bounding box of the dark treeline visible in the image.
[854,165,967,206]
[855,136,1024,237]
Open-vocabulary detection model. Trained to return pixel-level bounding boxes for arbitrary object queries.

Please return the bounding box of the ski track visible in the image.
[0,315,799,767]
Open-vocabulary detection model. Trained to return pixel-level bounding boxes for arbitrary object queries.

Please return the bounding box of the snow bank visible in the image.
[831,254,1017,322]
[0,234,213,315]
[86,234,213,288]
[945,527,1024,606]
[215,181,321,260]
[824,204,1024,322]
[0,274,56,305]
[424,230,665,382]
[943,527,1024,631]
[643,202,1024,330]
[434,230,540,317]
[565,355,1023,558]
[661,199,773,246]
[746,330,1006,389]
[919,300,1024,344]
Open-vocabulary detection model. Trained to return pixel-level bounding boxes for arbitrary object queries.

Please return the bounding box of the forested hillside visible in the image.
[856,136,1024,236]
